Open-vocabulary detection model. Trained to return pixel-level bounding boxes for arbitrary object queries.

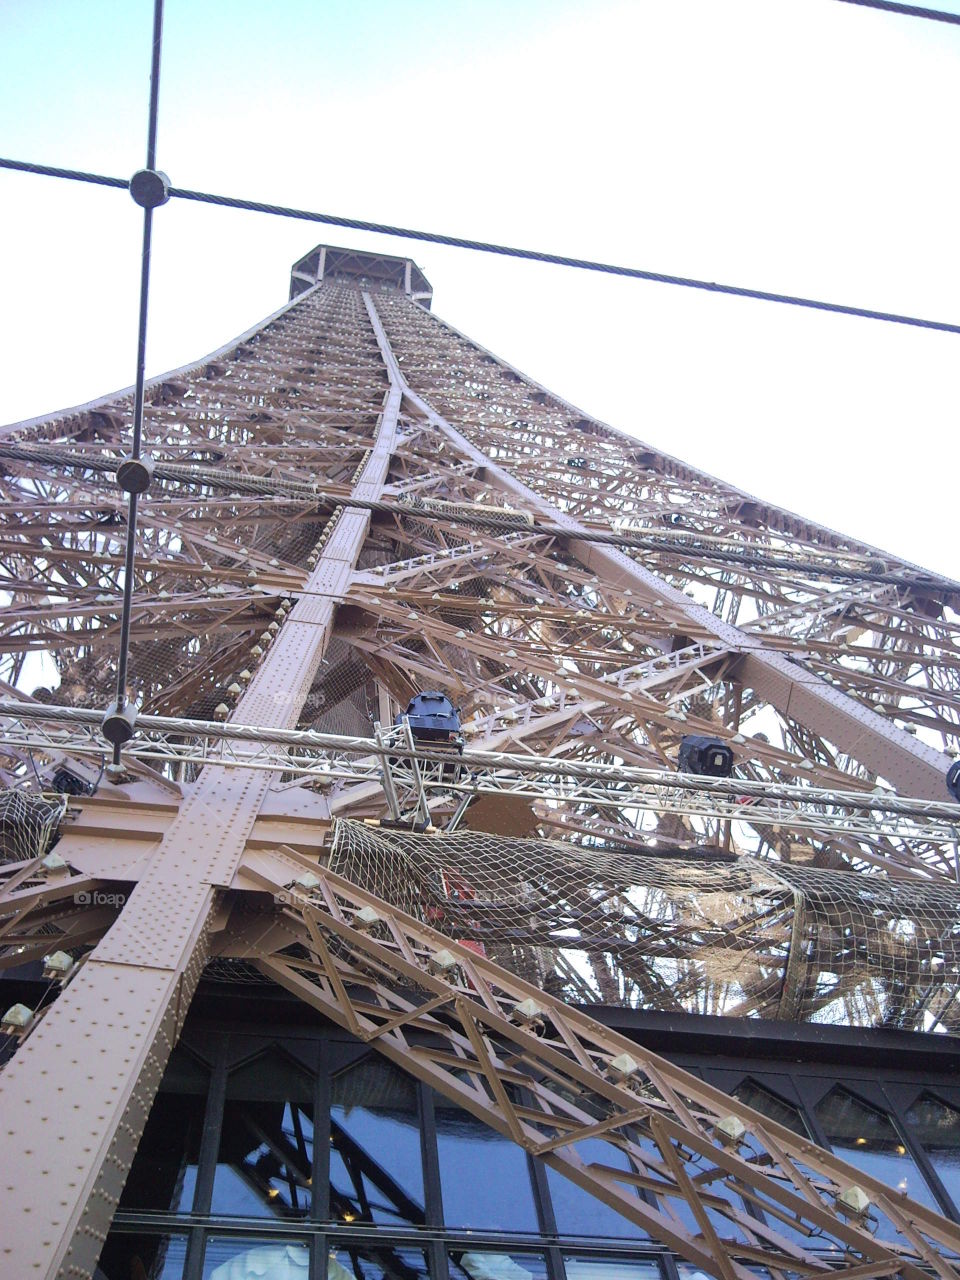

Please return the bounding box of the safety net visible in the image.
[330,818,960,1034]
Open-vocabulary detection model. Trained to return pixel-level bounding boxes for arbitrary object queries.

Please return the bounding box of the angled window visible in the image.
[904,1093,960,1215]
[815,1087,940,1235]
[448,1251,549,1279]
[201,1237,308,1279]
[328,1243,431,1277]
[118,1047,209,1214]
[329,1056,425,1227]
[723,1079,816,1247]
[211,1048,314,1219]
[543,1139,650,1239]
[564,1258,661,1278]
[97,1232,188,1280]
[732,1079,809,1137]
[677,1269,772,1280]
[435,1097,539,1232]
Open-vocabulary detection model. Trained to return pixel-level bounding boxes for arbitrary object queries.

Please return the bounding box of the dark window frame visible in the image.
[102,1019,960,1280]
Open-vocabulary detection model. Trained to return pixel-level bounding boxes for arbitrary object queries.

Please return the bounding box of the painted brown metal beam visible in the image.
[365,295,951,803]
[0,292,403,1280]
[1,257,958,1280]
[234,844,960,1280]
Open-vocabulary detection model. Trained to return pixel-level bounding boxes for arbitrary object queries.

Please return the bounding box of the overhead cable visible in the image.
[2,155,960,338]
[835,0,960,24]
[107,0,166,769]
[1,441,956,591]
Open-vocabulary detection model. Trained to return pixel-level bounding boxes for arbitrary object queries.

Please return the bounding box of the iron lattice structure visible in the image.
[0,244,959,1280]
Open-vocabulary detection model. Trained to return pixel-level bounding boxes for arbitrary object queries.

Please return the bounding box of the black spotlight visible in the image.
[51,767,94,797]
[396,691,463,749]
[678,735,734,778]
[947,760,960,803]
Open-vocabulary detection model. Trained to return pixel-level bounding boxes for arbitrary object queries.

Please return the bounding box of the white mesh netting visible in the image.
[330,819,960,1033]
[0,791,66,864]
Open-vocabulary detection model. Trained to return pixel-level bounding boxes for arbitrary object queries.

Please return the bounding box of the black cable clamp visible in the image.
[101,699,138,748]
[116,454,155,494]
[129,168,170,209]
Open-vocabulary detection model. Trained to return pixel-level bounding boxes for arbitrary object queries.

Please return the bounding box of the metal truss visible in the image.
[2,246,960,1279]
[233,846,960,1280]
[2,698,958,853]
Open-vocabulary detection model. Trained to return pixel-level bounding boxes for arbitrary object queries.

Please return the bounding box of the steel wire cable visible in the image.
[109,0,165,765]
[0,440,955,591]
[835,0,960,22]
[2,155,960,338]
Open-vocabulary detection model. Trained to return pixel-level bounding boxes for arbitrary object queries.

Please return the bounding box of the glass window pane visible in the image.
[435,1100,538,1232]
[905,1094,960,1213]
[815,1088,940,1237]
[162,1045,211,1094]
[211,1050,314,1219]
[98,1233,187,1280]
[544,1139,650,1239]
[119,1091,205,1213]
[329,1057,425,1227]
[618,1115,753,1248]
[677,1269,772,1280]
[564,1257,661,1279]
[202,1238,309,1280]
[328,1243,431,1278]
[448,1252,549,1280]
[727,1080,838,1249]
[732,1081,809,1138]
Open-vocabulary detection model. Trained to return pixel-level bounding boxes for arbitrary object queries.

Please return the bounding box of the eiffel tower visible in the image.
[1,244,959,1280]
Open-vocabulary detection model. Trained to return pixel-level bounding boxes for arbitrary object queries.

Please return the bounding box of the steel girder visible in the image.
[233,846,960,1280]
[0,252,959,1278]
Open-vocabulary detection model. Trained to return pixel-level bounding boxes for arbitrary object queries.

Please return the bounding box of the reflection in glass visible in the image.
[565,1258,661,1279]
[211,1050,314,1219]
[905,1094,960,1213]
[627,1117,751,1248]
[435,1099,538,1232]
[733,1081,809,1137]
[97,1232,187,1280]
[815,1088,939,1237]
[202,1238,308,1280]
[544,1139,649,1238]
[328,1244,431,1278]
[448,1251,549,1280]
[119,1091,205,1213]
[677,1269,771,1280]
[729,1080,838,1248]
[329,1057,425,1226]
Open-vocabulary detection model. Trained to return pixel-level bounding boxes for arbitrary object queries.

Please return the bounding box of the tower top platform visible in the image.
[289,243,433,308]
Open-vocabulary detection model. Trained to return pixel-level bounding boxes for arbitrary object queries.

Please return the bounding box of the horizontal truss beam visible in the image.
[0,439,954,590]
[3,700,958,850]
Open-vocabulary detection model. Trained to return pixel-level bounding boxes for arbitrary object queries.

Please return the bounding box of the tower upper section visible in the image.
[289,243,433,308]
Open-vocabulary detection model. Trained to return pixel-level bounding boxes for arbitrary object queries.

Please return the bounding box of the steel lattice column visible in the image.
[0,290,402,1280]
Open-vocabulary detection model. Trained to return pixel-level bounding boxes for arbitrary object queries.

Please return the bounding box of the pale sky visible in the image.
[1,0,958,576]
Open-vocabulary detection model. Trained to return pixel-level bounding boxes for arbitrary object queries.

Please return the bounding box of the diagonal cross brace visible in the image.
[363,293,953,804]
[0,293,405,1280]
[237,847,960,1280]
